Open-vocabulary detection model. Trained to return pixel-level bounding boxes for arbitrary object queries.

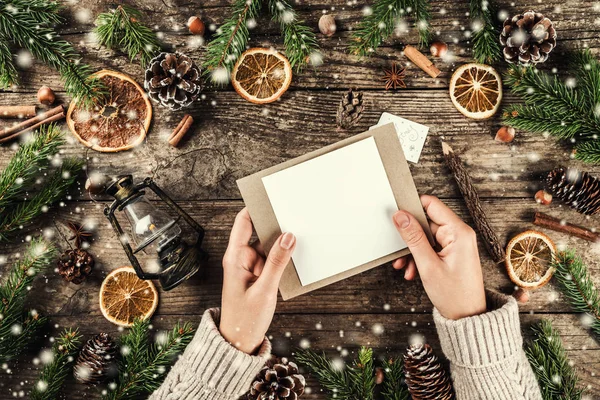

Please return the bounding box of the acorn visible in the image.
[187,16,205,35]
[37,86,56,106]
[318,14,336,37]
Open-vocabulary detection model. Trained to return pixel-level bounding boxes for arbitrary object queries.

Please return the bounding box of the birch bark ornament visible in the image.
[441,142,505,263]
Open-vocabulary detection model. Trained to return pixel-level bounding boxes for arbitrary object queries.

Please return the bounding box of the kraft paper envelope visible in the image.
[237,123,432,300]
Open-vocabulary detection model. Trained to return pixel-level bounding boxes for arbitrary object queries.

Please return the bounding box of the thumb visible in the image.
[256,232,296,290]
[393,211,438,270]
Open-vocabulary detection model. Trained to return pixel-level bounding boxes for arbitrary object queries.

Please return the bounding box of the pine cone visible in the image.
[57,248,94,284]
[144,52,202,110]
[545,167,600,215]
[500,11,556,64]
[336,89,364,130]
[404,344,454,400]
[248,357,305,400]
[74,333,115,385]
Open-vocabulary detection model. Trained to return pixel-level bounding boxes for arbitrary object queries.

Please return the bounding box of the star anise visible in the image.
[67,221,93,249]
[382,62,406,90]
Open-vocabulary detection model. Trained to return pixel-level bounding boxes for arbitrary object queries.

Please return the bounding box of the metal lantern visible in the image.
[104,175,208,290]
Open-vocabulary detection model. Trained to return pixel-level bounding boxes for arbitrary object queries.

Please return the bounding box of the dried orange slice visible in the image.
[505,230,556,289]
[99,266,158,327]
[66,70,152,152]
[449,63,502,120]
[231,48,292,104]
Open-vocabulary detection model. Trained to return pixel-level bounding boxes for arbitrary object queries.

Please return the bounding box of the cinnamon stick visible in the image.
[168,114,194,147]
[0,105,36,119]
[404,45,441,78]
[532,212,599,242]
[0,105,65,143]
[442,141,506,263]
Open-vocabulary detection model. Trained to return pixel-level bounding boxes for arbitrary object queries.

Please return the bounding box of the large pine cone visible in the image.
[336,89,364,130]
[144,52,202,110]
[57,248,94,284]
[404,344,454,400]
[74,333,115,385]
[500,10,556,64]
[546,167,600,215]
[248,358,305,400]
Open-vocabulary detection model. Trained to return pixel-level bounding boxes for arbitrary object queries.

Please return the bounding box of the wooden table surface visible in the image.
[1,0,600,398]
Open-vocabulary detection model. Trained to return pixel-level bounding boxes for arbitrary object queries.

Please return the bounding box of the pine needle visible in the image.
[0,237,56,363]
[469,0,501,64]
[348,0,431,57]
[0,36,18,89]
[348,347,375,400]
[94,5,161,67]
[525,320,584,400]
[381,358,409,400]
[296,349,356,399]
[30,329,82,400]
[552,251,600,341]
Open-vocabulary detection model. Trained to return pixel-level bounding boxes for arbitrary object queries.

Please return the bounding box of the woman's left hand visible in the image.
[219,208,296,354]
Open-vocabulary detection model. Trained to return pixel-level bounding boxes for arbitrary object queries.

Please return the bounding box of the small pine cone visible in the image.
[336,89,364,130]
[74,333,115,385]
[499,10,556,64]
[248,357,305,400]
[404,344,454,400]
[57,249,94,284]
[545,167,600,215]
[144,52,202,110]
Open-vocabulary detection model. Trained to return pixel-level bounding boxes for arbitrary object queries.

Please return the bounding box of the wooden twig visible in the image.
[442,141,505,263]
[168,114,194,147]
[0,105,65,143]
[532,212,599,242]
[404,45,441,78]
[0,106,36,119]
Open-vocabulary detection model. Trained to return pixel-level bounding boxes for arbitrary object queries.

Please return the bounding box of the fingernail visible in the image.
[394,211,410,229]
[280,232,296,249]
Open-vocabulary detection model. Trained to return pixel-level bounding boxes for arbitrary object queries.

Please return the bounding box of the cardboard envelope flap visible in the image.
[237,124,431,300]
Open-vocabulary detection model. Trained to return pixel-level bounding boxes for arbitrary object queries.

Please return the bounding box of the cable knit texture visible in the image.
[149,308,271,400]
[433,290,543,400]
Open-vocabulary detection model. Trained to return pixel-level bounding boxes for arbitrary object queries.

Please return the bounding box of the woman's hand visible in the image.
[220,208,296,354]
[392,195,487,320]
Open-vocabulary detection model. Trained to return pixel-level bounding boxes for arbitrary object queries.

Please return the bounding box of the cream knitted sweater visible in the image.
[149,291,542,400]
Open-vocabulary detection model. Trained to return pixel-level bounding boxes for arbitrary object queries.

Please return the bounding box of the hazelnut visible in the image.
[85,172,111,195]
[535,190,553,205]
[495,126,515,143]
[318,14,337,37]
[187,16,205,35]
[374,367,385,385]
[429,41,448,58]
[37,86,56,106]
[513,288,530,304]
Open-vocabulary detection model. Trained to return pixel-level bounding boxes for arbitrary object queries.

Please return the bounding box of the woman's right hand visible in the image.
[391,195,487,320]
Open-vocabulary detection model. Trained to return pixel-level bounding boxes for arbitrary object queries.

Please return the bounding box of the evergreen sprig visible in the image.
[268,0,319,71]
[202,0,261,83]
[348,0,431,57]
[503,52,600,163]
[469,0,501,64]
[349,347,375,400]
[552,251,600,341]
[0,238,56,364]
[102,319,195,400]
[525,320,584,400]
[381,358,409,400]
[0,0,103,106]
[296,348,356,399]
[30,329,82,400]
[94,5,161,68]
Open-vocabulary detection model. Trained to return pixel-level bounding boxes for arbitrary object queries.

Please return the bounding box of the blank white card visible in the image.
[262,137,407,286]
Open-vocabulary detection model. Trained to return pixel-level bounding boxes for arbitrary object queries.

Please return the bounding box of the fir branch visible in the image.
[102,319,195,400]
[0,0,103,106]
[570,50,600,111]
[202,0,261,83]
[574,140,600,164]
[348,0,431,57]
[0,237,56,363]
[0,124,64,213]
[552,251,600,340]
[0,36,18,88]
[348,347,375,400]
[469,0,501,64]
[268,0,319,72]
[296,349,356,399]
[30,329,82,400]
[502,104,583,140]
[525,320,584,400]
[0,158,83,241]
[94,5,161,67]
[381,358,409,400]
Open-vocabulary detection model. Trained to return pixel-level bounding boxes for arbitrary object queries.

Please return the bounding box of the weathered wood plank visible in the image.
[0,313,598,398]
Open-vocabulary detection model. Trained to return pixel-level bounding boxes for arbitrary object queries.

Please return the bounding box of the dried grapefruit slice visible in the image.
[449,63,502,120]
[505,230,556,289]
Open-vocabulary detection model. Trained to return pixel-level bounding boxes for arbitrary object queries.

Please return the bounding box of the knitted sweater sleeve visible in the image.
[433,290,542,400]
[149,308,271,400]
